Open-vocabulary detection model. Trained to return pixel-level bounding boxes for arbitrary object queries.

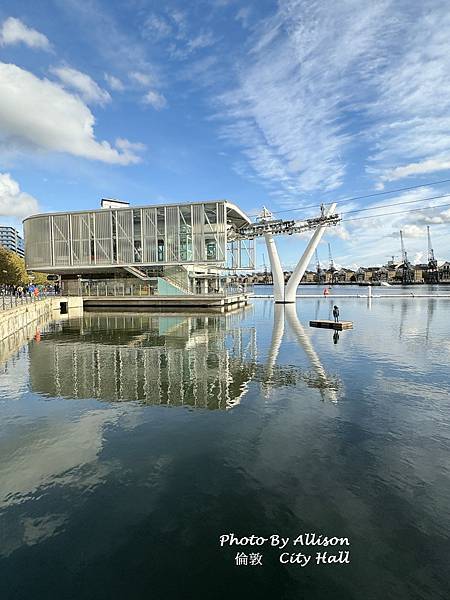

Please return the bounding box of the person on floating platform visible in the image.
[333,305,340,323]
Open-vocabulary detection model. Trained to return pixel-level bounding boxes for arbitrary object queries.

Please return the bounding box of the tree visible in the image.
[28,270,50,285]
[0,247,28,285]
[0,247,51,286]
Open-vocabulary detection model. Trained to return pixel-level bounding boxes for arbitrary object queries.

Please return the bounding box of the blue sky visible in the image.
[1,0,450,269]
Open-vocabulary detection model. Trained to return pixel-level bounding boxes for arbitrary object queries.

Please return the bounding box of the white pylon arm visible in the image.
[284,202,337,303]
[265,233,285,303]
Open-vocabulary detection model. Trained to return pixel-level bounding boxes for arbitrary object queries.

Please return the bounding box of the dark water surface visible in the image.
[1,297,449,600]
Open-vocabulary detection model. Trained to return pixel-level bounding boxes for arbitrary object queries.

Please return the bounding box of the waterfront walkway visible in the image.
[0,293,57,312]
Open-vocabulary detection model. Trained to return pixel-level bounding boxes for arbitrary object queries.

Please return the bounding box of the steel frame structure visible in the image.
[23,200,254,273]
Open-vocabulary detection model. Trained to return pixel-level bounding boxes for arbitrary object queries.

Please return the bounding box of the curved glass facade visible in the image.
[24,201,253,271]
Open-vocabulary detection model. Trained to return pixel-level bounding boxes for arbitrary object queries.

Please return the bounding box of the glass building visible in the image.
[23,200,254,295]
[0,225,25,258]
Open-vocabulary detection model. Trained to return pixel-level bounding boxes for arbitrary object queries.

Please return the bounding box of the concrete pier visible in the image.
[0,296,83,342]
[82,293,250,311]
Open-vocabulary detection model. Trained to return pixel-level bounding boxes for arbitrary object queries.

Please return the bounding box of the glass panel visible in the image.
[133,209,142,263]
[53,215,71,266]
[94,211,112,264]
[157,208,165,262]
[179,206,192,262]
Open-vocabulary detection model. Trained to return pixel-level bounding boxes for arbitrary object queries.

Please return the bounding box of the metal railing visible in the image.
[0,292,58,311]
[75,280,251,298]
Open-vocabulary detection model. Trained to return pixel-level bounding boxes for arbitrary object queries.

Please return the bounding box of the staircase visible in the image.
[163,266,192,294]
[123,266,152,280]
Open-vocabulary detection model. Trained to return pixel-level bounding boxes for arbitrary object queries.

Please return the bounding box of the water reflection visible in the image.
[1,298,449,599]
[30,313,257,410]
[265,304,340,402]
[27,309,340,408]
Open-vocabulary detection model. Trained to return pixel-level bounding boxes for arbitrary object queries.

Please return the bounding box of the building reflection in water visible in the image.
[29,313,257,410]
[28,308,340,409]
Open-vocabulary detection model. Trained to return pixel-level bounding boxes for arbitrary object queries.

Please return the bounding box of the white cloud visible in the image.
[235,7,253,28]
[0,62,143,164]
[0,17,50,51]
[216,0,391,198]
[104,73,124,91]
[381,158,450,183]
[50,66,111,105]
[0,173,39,217]
[115,138,146,153]
[143,90,167,110]
[336,187,450,265]
[142,14,172,40]
[130,71,154,87]
[390,224,424,239]
[367,3,450,183]
[186,32,217,52]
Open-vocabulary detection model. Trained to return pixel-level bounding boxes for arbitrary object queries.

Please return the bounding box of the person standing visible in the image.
[333,305,340,322]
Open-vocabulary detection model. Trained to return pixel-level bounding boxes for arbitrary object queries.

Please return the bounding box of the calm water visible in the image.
[0,296,449,600]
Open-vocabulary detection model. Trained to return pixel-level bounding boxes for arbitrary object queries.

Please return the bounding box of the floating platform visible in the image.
[82,293,250,312]
[309,320,353,331]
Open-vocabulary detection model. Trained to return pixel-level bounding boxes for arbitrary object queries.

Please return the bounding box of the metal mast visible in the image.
[399,230,414,284]
[426,225,439,283]
[328,242,336,284]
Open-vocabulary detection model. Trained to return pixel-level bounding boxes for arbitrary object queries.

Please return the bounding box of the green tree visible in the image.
[28,270,50,286]
[0,247,28,285]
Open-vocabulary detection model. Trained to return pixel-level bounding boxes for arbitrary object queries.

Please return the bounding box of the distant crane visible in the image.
[426,226,439,283]
[399,230,414,284]
[327,243,337,284]
[315,249,325,284]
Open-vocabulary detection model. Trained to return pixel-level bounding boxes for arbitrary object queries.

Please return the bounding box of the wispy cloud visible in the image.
[336,188,450,265]
[0,17,51,51]
[143,90,167,110]
[104,73,124,91]
[141,8,217,60]
[50,66,111,105]
[216,0,393,199]
[141,14,172,41]
[380,158,450,184]
[129,71,154,87]
[235,6,253,29]
[366,3,450,183]
[213,0,450,218]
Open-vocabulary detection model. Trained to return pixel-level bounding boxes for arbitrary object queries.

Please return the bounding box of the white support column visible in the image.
[266,304,285,381]
[284,203,337,303]
[264,233,285,303]
[285,304,337,403]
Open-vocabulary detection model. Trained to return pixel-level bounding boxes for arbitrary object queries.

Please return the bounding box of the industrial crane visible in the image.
[426,226,439,283]
[315,248,325,284]
[399,230,414,284]
[328,242,337,284]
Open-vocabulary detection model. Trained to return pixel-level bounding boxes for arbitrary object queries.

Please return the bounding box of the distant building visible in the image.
[439,262,450,282]
[413,264,428,283]
[0,226,25,258]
